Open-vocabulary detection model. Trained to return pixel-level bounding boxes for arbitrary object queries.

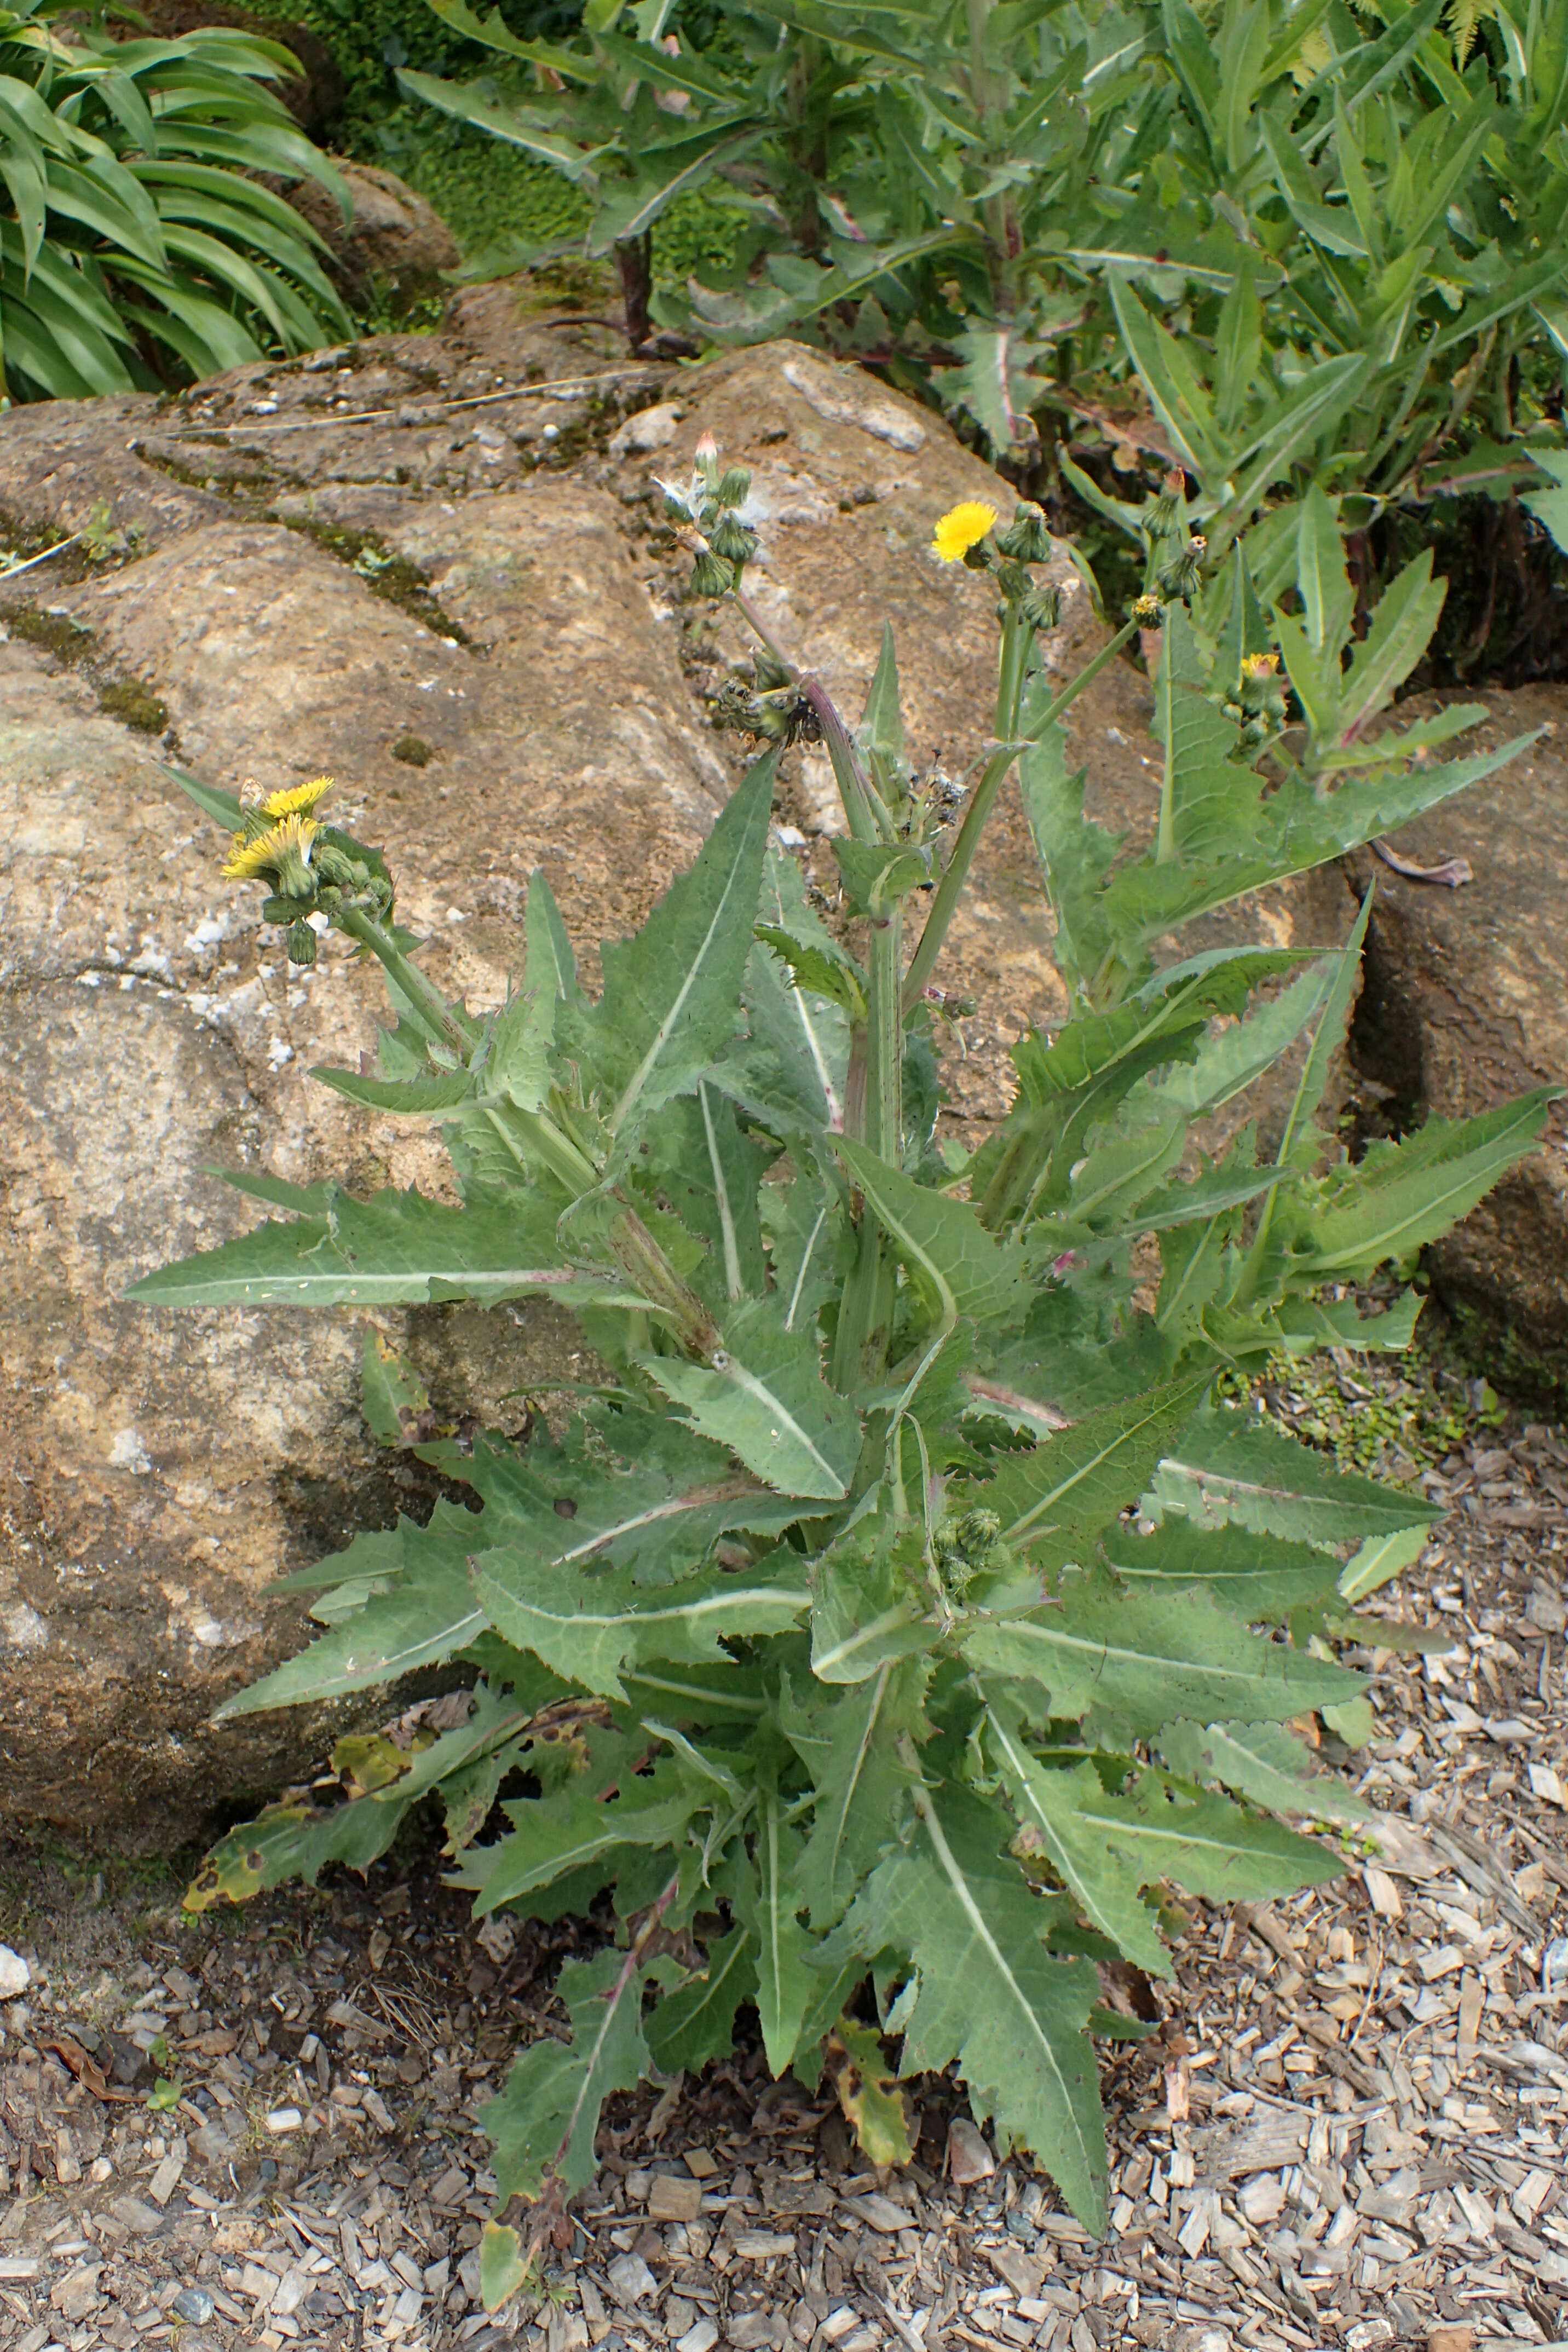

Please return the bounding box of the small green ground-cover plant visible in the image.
[0,0,350,397]
[139,471,1553,2301]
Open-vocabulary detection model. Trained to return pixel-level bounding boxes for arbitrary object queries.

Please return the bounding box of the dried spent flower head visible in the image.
[238,775,266,811]
[222,812,319,890]
[263,775,334,821]
[1132,592,1163,625]
[931,501,998,564]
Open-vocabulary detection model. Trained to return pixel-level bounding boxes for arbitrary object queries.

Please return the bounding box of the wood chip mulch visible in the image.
[1,1406,1563,2352]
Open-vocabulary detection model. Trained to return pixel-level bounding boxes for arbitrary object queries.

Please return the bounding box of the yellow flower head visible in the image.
[932,501,998,563]
[263,774,334,821]
[1132,592,1162,624]
[222,812,319,883]
[1241,652,1279,679]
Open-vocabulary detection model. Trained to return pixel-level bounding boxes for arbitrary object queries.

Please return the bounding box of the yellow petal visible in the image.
[263,774,334,820]
[222,813,319,880]
[931,500,998,563]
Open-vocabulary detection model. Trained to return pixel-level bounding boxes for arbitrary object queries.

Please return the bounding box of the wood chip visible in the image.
[647,2175,705,2223]
[1362,1865,1404,1918]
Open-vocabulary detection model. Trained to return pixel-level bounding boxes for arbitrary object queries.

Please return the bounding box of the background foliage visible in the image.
[0,0,350,397]
[374,0,1568,661]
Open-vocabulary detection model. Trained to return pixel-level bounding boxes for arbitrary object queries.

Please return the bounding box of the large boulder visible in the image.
[286,162,463,308]
[1346,690,1568,1399]
[0,321,1538,1849]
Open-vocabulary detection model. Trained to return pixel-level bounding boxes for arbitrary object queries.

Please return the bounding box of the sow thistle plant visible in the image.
[140,470,1554,2304]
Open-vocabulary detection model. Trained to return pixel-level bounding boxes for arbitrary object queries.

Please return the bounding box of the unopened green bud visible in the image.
[710,512,759,565]
[1023,583,1062,631]
[1155,533,1207,601]
[715,466,752,510]
[994,559,1034,609]
[286,918,318,966]
[995,500,1051,562]
[690,548,733,598]
[1145,466,1188,540]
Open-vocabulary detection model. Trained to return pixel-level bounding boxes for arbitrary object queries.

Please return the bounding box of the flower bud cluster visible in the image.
[222,776,396,962]
[710,676,822,747]
[931,1505,1005,1598]
[1222,650,1290,745]
[661,433,759,601]
[930,500,1065,631]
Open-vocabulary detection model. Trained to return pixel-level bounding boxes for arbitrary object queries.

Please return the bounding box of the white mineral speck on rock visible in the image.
[0,1947,30,1998]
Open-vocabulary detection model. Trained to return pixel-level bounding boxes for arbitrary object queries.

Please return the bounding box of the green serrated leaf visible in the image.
[126,1184,652,1314]
[962,1378,1206,1569]
[825,1784,1106,2228]
[810,1519,932,1685]
[646,1926,757,2072]
[1152,1407,1442,1547]
[562,751,777,1139]
[964,1570,1361,1736]
[785,1662,925,1924]
[838,1137,1026,1332]
[473,1543,810,1702]
[1294,1088,1562,1277]
[215,1507,484,1716]
[643,1294,860,1500]
[474,1754,700,1918]
[1100,1517,1343,1617]
[736,1792,814,2078]
[1156,1716,1370,1823]
[482,1944,654,2206]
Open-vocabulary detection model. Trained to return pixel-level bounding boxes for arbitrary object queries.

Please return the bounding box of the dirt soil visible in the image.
[1,1370,1565,2352]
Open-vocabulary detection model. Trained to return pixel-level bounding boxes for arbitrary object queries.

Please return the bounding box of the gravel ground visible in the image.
[1,1393,1565,2352]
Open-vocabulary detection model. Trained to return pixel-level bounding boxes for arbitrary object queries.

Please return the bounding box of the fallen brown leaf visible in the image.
[40,2036,131,2105]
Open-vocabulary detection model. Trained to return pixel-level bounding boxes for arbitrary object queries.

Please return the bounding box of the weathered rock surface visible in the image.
[1346,691,1568,1398]
[0,313,1554,1846]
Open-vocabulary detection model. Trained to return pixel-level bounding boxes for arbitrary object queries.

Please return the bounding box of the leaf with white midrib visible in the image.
[1157,1718,1370,1824]
[561,752,777,1143]
[1152,1409,1442,1546]
[646,1926,757,2073]
[962,1572,1361,1733]
[472,1546,811,1700]
[965,1378,1204,1558]
[127,1184,653,1313]
[642,1293,860,1501]
[215,1511,482,1717]
[985,1711,1173,1979]
[824,1783,1107,2228]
